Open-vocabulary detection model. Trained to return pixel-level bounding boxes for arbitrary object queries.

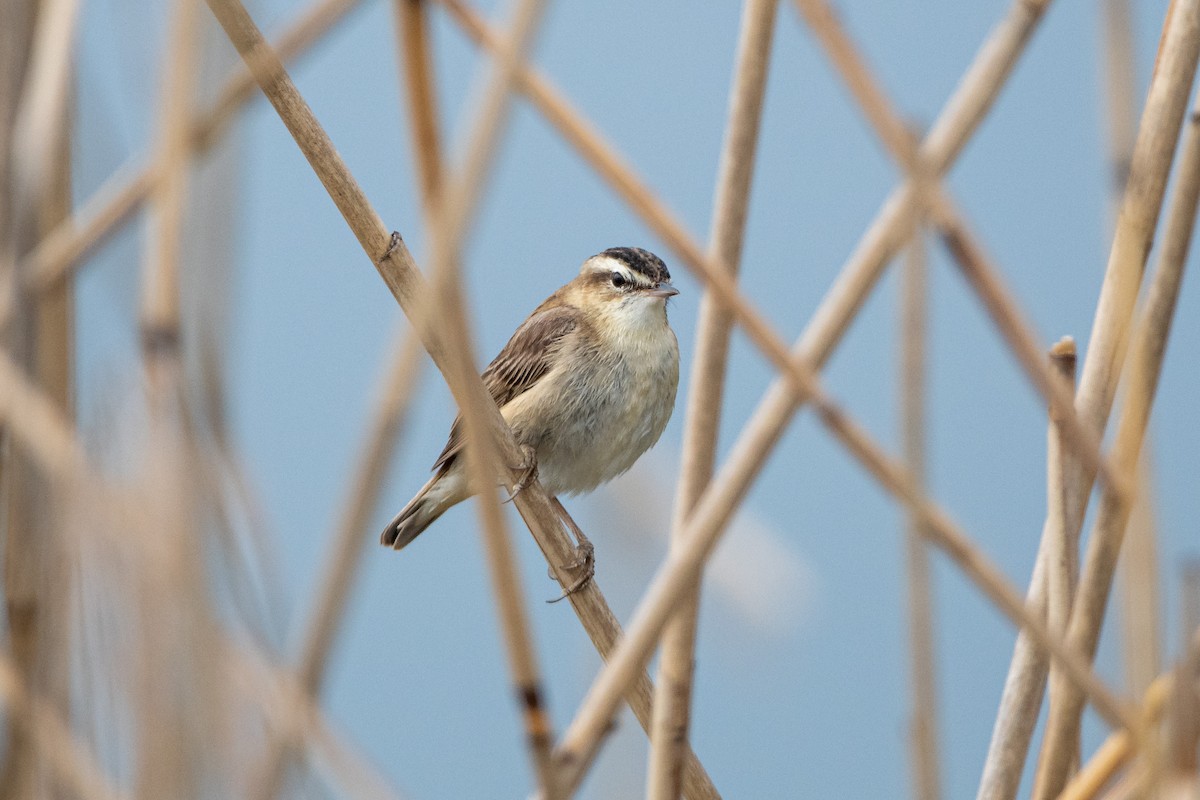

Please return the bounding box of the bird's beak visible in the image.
[646,282,679,298]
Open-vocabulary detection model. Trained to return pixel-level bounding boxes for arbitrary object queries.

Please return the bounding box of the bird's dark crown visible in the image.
[598,247,671,285]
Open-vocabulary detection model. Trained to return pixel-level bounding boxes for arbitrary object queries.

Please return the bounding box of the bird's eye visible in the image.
[610,273,628,288]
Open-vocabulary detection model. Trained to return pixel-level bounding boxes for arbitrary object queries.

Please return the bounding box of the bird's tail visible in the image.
[380,472,463,550]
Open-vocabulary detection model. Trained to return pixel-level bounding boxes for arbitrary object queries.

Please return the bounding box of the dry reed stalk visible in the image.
[1101,0,1138,220]
[1045,340,1079,634]
[1120,453,1162,700]
[28,54,76,784]
[647,2,776,798]
[6,0,77,218]
[131,9,228,797]
[1044,338,1080,780]
[551,336,1136,797]
[23,37,74,434]
[1,0,78,794]
[977,558,1052,799]
[1033,72,1200,800]
[132,431,225,799]
[248,331,424,800]
[0,0,35,257]
[1101,16,1141,691]
[200,3,722,797]
[1167,574,1200,780]
[393,0,443,230]
[901,224,941,800]
[1059,675,1173,800]
[140,0,200,385]
[11,0,365,310]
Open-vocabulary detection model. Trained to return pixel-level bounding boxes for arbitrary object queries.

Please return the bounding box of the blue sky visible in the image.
[72,0,1195,797]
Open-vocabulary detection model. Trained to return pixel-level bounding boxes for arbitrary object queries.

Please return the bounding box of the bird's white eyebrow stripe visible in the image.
[584,256,653,286]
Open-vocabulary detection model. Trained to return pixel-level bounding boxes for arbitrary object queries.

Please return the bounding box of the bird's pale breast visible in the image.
[501,313,679,496]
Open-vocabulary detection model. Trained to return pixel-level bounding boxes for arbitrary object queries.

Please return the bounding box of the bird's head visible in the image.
[575,247,679,323]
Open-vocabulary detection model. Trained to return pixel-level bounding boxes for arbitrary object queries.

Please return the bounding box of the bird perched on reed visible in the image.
[381,247,680,552]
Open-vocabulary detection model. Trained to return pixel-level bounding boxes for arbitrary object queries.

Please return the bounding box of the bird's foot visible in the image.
[503,444,538,503]
[547,539,595,604]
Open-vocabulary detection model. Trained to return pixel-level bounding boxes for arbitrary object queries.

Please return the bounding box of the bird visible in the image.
[381,246,680,552]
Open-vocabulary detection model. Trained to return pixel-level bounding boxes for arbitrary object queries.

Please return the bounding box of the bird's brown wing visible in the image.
[431,303,580,473]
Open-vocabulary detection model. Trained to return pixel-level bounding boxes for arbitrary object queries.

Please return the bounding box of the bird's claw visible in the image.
[503,444,538,503]
[547,540,595,604]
